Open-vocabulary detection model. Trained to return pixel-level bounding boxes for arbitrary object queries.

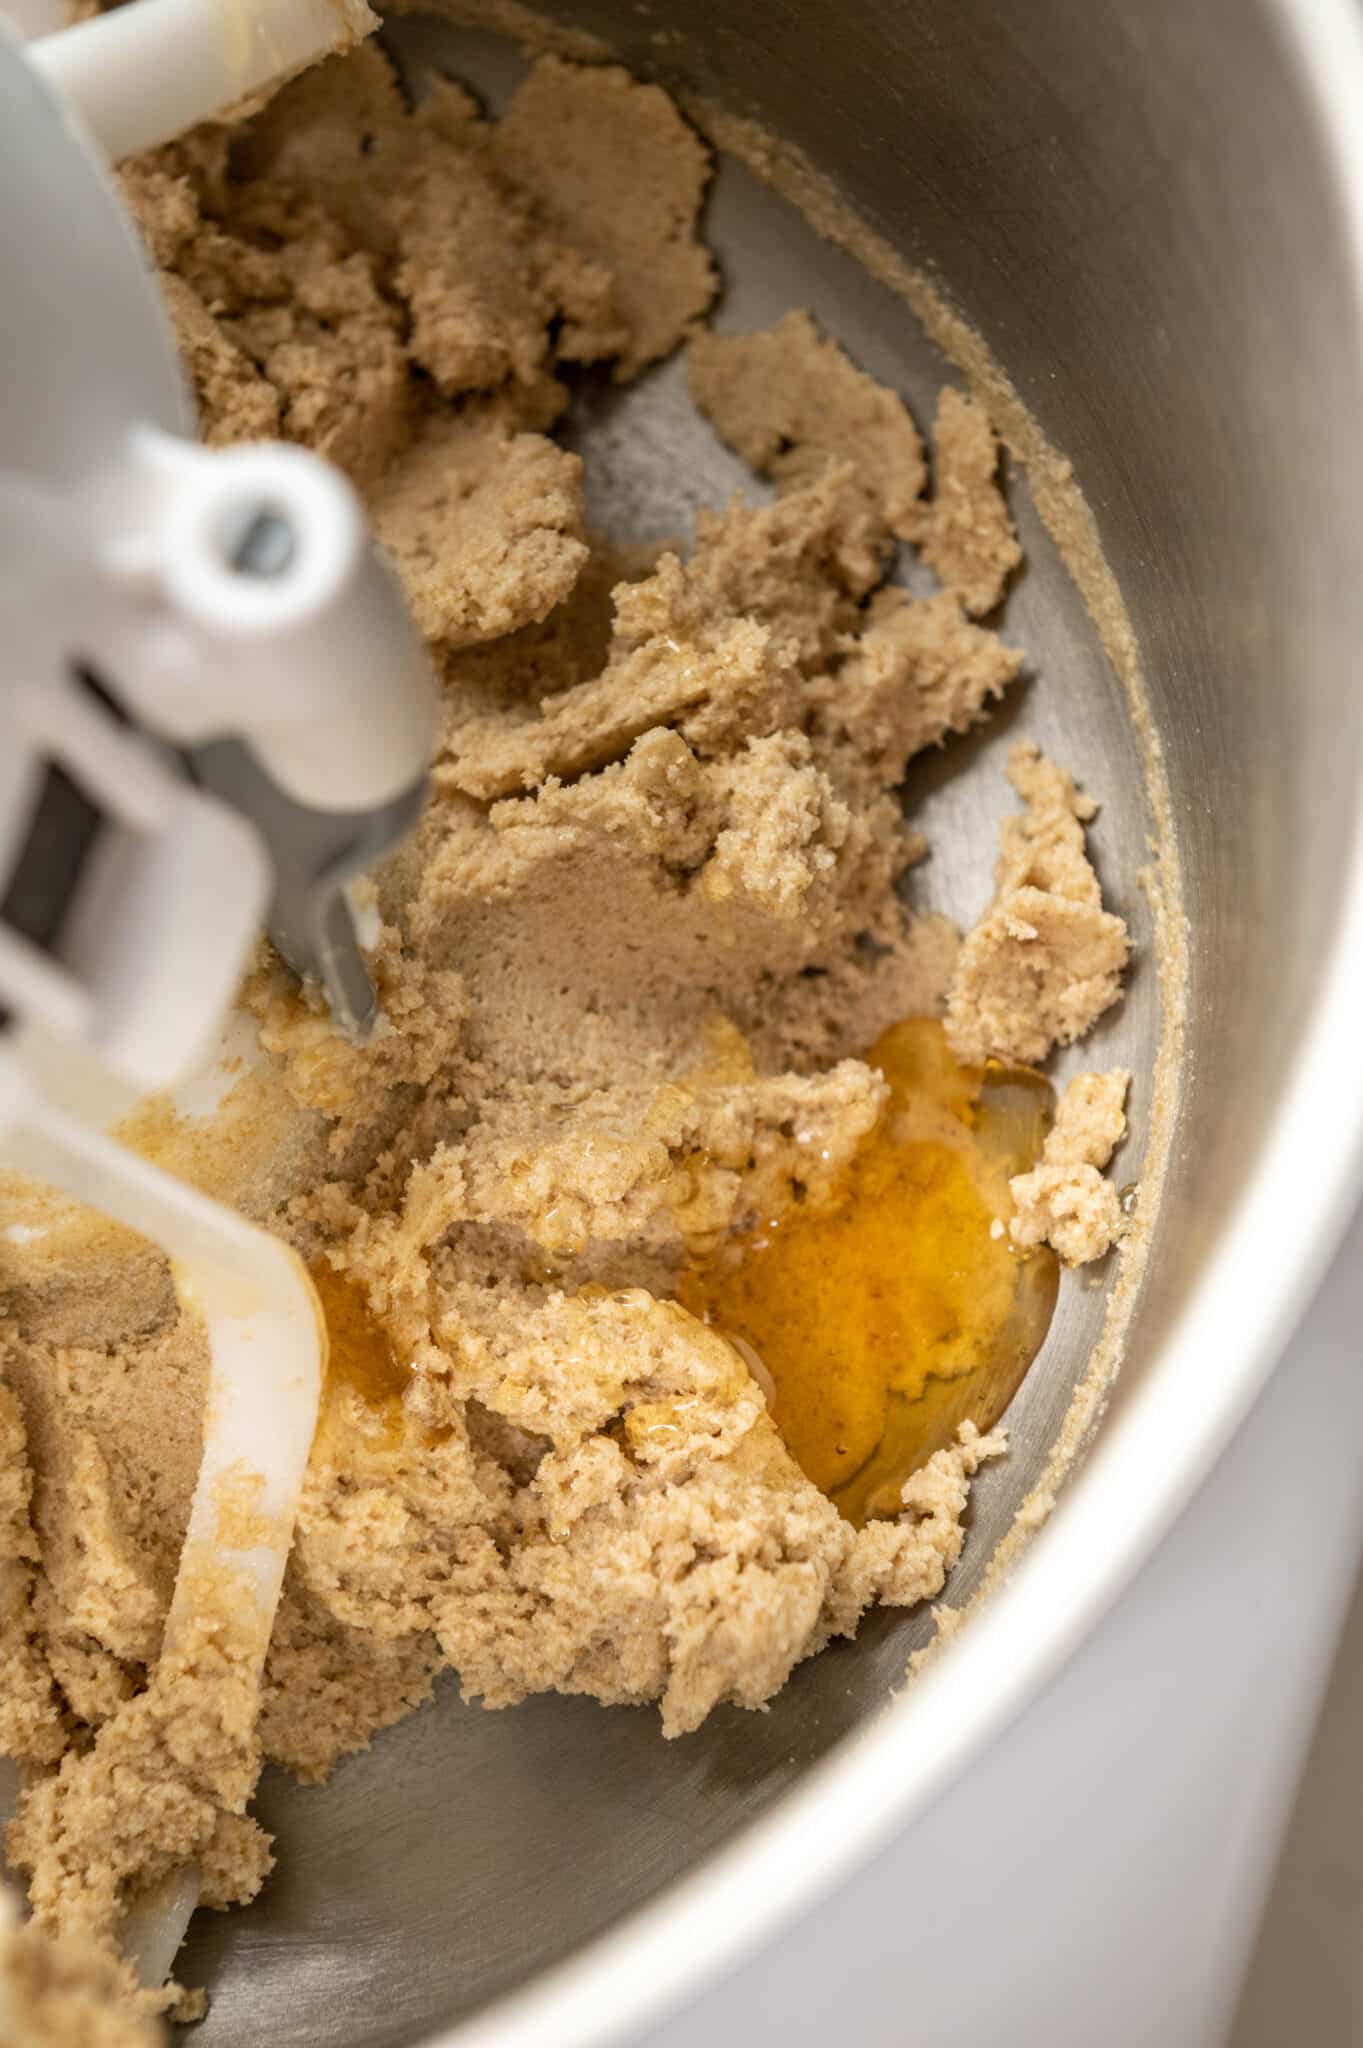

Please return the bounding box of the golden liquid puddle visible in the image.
[310,1262,409,1412]
[679,1018,1059,1525]
[306,1020,1056,1510]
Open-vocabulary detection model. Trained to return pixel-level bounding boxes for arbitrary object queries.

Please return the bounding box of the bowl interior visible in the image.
[102,2,1363,2040]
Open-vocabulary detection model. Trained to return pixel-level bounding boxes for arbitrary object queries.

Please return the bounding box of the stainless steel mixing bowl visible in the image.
[185,2,1363,2041]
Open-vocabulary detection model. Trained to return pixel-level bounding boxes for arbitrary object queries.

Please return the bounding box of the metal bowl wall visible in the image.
[185,5,1363,2043]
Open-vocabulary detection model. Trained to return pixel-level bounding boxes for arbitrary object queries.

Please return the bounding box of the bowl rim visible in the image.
[440,5,1363,2041]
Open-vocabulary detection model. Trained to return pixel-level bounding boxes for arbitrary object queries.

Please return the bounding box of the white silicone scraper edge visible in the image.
[5,1093,324,1985]
[28,0,377,161]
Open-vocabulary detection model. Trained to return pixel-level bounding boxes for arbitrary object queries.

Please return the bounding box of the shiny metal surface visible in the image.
[184,4,1363,2043]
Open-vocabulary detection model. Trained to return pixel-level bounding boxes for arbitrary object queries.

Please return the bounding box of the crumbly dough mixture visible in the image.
[0,1905,162,2048]
[1011,1069,1131,1266]
[0,42,1132,2015]
[945,741,1130,1068]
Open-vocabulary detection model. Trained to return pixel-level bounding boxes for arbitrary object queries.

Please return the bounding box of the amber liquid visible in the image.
[308,1021,1058,1516]
[679,1018,1059,1525]
[310,1263,408,1411]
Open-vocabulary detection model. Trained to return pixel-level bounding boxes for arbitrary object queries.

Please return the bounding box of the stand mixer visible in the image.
[5,7,1363,2047]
